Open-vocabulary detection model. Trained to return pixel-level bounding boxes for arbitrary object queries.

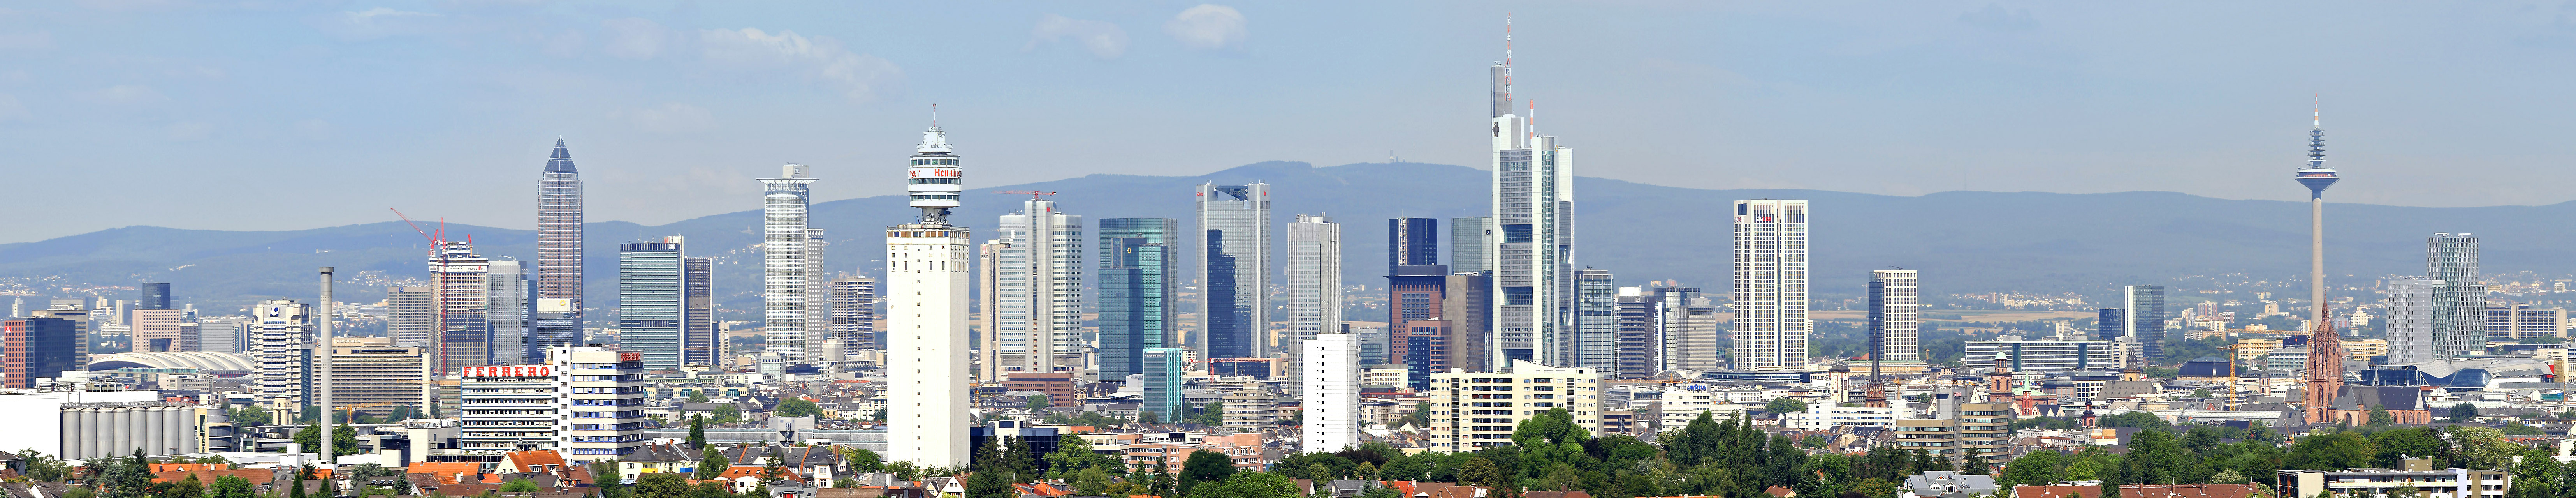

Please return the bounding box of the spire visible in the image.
[545,139,577,173]
[2295,95,2337,198]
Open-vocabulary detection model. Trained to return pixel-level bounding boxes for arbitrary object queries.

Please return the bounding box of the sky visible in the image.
[6,1,2576,243]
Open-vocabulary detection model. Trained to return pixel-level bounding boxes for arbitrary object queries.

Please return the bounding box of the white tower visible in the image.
[1301,332,1360,452]
[1284,214,1341,396]
[888,124,972,468]
[1488,15,1577,369]
[1733,199,1809,369]
[995,195,1085,374]
[761,165,819,365]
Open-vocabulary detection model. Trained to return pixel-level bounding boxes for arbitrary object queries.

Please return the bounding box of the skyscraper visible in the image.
[761,165,820,365]
[1449,217,1491,276]
[138,283,171,311]
[1869,270,1920,363]
[684,257,716,365]
[2428,233,2485,356]
[1488,44,1577,367]
[828,276,879,358]
[805,228,831,362]
[1389,218,1439,274]
[1141,348,1187,421]
[2,318,77,388]
[1573,269,1619,371]
[2297,101,2346,424]
[619,237,686,371]
[1098,218,1179,382]
[1613,288,1655,379]
[537,140,584,346]
[1286,214,1342,350]
[1301,332,1359,453]
[1732,200,1809,369]
[529,298,578,359]
[1652,287,1720,372]
[247,300,312,405]
[887,125,972,468]
[1196,183,1270,359]
[387,286,434,347]
[2384,278,2439,365]
[485,260,533,365]
[431,241,492,373]
[994,195,1085,373]
[2107,286,2166,362]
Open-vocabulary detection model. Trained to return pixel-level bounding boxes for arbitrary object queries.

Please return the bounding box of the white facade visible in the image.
[1426,360,1602,451]
[888,127,972,468]
[1489,63,1578,369]
[0,390,168,461]
[247,300,309,406]
[761,164,819,365]
[1285,214,1341,397]
[2384,279,2439,365]
[1301,333,1360,453]
[552,346,644,463]
[1869,270,1920,363]
[1783,406,1905,430]
[458,364,557,453]
[1732,200,1810,369]
[994,198,1085,373]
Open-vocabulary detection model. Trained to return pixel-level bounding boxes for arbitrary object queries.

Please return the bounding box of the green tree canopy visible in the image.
[1180,449,1240,493]
[1764,398,1808,414]
[776,399,823,418]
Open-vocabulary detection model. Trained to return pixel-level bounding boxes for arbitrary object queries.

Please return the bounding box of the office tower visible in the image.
[1653,287,1721,372]
[1488,40,1579,368]
[430,241,493,373]
[486,260,533,365]
[132,309,184,352]
[1426,360,1602,451]
[1573,269,1619,371]
[2487,304,2564,341]
[619,237,686,371]
[32,302,90,369]
[976,241,1003,380]
[138,283,171,311]
[552,345,645,462]
[10,297,21,318]
[1732,200,1809,369]
[537,139,585,343]
[761,164,821,365]
[828,276,879,358]
[1387,264,1451,389]
[458,362,557,453]
[805,228,830,362]
[2384,278,2437,364]
[195,316,246,354]
[887,125,972,468]
[247,300,313,405]
[1389,218,1439,274]
[2116,286,2166,361]
[1301,332,1360,453]
[1444,272,1495,373]
[3,318,77,388]
[1614,289,1655,378]
[684,257,717,365]
[387,286,434,346]
[325,337,424,418]
[1141,348,1187,421]
[1869,270,1921,363]
[1357,327,1389,365]
[994,194,1086,373]
[1286,214,1342,351]
[2297,102,2345,424]
[2428,233,2485,356]
[1196,183,1270,359]
[529,299,577,357]
[1098,218,1179,381]
[1449,217,1491,275]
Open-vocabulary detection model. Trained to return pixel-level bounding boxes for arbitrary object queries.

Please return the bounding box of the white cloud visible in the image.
[316,7,440,40]
[616,102,713,134]
[75,84,165,105]
[601,18,669,60]
[1165,4,1247,50]
[1028,14,1129,59]
[0,94,28,121]
[698,28,901,102]
[0,31,53,50]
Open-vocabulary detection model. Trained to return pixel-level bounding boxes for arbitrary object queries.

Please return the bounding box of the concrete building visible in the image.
[1732,200,1809,369]
[1870,270,1921,363]
[1653,287,1721,372]
[3,318,78,388]
[486,260,534,365]
[1782,406,1904,430]
[1098,218,1179,382]
[1286,214,1344,360]
[1964,336,2134,371]
[1426,360,1602,451]
[761,164,821,365]
[619,237,687,371]
[1301,333,1360,452]
[459,362,558,454]
[2386,279,2440,364]
[2486,303,2564,341]
[552,346,645,462]
[1487,55,1579,367]
[828,275,879,357]
[132,309,183,353]
[684,256,717,365]
[325,337,424,417]
[1613,289,1656,379]
[2278,462,2507,498]
[992,195,1085,373]
[1196,183,1270,359]
[536,139,585,356]
[1574,269,1619,372]
[886,125,972,468]
[387,286,433,347]
[246,300,312,406]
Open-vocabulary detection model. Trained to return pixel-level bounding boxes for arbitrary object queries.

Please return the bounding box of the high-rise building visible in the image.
[528,299,578,360]
[138,283,171,311]
[1732,200,1809,369]
[1389,218,1439,275]
[459,362,557,453]
[3,318,77,388]
[1573,269,1619,371]
[828,276,879,357]
[1098,218,1179,382]
[1286,214,1343,355]
[976,241,1003,380]
[536,139,585,347]
[2429,233,2485,356]
[2486,304,2564,341]
[431,241,493,373]
[2110,286,2166,362]
[1140,348,1187,421]
[684,257,717,365]
[1449,217,1491,276]
[1444,273,1495,374]
[886,125,972,468]
[1301,332,1360,453]
[1388,264,1451,388]
[1426,360,1602,451]
[619,237,687,371]
[1196,184,1270,359]
[325,337,424,418]
[1488,41,1579,368]
[994,195,1085,373]
[387,286,434,347]
[1614,288,1656,379]
[132,309,184,352]
[2384,278,2439,365]
[486,260,533,365]
[32,302,91,370]
[1869,270,1921,363]
[195,316,247,354]
[552,346,645,463]
[1651,287,1720,372]
[761,164,821,365]
[247,300,313,406]
[805,228,831,362]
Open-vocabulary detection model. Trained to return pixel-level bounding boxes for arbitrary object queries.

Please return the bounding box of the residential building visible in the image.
[992,195,1085,373]
[828,276,878,357]
[1488,57,1578,367]
[2486,304,2564,341]
[246,300,312,406]
[761,164,821,365]
[1732,200,1809,369]
[1964,336,2134,371]
[2430,234,2486,357]
[487,260,534,365]
[551,346,645,462]
[886,125,972,468]
[2278,461,2508,498]
[1140,348,1187,421]
[325,337,424,418]
[1574,269,1619,372]
[2,318,77,388]
[536,139,586,355]
[1783,406,1903,430]
[1871,270,1921,363]
[1303,333,1360,453]
[1218,383,1279,432]
[1097,218,1178,382]
[1426,360,1603,451]
[1197,183,1270,359]
[619,238,687,371]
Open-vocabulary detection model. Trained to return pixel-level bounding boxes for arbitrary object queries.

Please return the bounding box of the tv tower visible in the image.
[2297,97,2346,424]
[886,110,972,467]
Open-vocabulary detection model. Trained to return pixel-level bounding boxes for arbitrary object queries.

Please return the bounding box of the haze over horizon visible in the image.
[8,1,2576,243]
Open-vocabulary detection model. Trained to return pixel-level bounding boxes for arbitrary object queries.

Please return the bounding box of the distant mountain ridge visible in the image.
[5,161,2569,320]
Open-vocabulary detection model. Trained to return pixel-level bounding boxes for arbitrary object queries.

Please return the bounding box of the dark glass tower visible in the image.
[1388,218,1439,275]
[536,140,584,345]
[1195,184,1267,359]
[1098,218,1178,381]
[138,283,171,311]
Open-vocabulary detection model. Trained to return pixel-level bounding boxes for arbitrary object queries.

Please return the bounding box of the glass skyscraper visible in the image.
[1195,184,1269,359]
[1573,269,1619,371]
[618,237,686,371]
[1098,218,1177,381]
[1388,218,1439,274]
[485,260,532,365]
[1141,348,1187,420]
[1868,270,1920,363]
[536,140,584,344]
[2428,233,2485,357]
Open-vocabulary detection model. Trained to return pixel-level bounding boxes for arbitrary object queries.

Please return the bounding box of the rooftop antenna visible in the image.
[931,103,939,127]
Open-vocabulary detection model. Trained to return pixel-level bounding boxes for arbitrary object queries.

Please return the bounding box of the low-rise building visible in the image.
[1426,360,1604,452]
[2278,460,2507,498]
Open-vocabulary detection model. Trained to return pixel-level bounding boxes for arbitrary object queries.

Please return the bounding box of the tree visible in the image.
[761,447,788,482]
[712,405,742,424]
[689,390,712,403]
[589,459,624,498]
[2208,469,2247,484]
[777,399,823,418]
[2190,388,2214,399]
[210,476,254,498]
[1073,467,1115,496]
[2369,407,2394,426]
[965,468,1013,498]
[1765,398,1808,415]
[1191,472,1303,498]
[839,447,884,473]
[2451,403,2480,422]
[633,474,691,498]
[232,405,272,426]
[103,450,152,498]
[167,475,205,498]
[292,424,362,456]
[1138,410,1161,425]
[1458,458,1508,492]
[697,447,731,479]
[870,407,888,422]
[1045,434,1121,478]
[1192,402,1226,426]
[501,479,542,493]
[688,415,708,448]
[1026,395,1051,413]
[2284,431,2372,471]
[1180,449,1240,494]
[1961,451,1991,475]
[1996,450,2066,488]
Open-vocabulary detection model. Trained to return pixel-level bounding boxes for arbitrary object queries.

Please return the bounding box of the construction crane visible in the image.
[993,190,1057,202]
[390,208,451,419]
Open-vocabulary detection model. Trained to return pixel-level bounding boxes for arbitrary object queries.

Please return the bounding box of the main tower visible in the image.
[2296,98,2346,424]
[1488,14,1577,368]
[887,122,972,467]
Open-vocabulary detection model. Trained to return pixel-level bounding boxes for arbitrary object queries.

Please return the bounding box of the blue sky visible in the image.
[5,1,2576,243]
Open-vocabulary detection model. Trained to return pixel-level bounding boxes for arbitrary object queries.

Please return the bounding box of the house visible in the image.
[0,482,73,498]
[407,461,487,484]
[716,466,805,493]
[622,442,703,484]
[1901,471,1997,498]
[721,445,844,486]
[2013,484,2259,498]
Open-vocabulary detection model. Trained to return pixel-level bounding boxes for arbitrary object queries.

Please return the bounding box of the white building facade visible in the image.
[993,196,1084,373]
[246,300,309,407]
[887,126,973,468]
[761,165,820,365]
[1488,61,1578,368]
[1301,333,1360,453]
[1732,200,1810,369]
[1426,360,1602,451]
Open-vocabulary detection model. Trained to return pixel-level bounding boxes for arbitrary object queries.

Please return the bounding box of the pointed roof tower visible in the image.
[545,139,577,173]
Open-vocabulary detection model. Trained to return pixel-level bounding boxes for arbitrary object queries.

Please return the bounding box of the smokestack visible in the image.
[318,267,334,464]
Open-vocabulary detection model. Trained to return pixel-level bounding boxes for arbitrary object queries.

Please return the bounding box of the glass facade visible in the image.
[2428,234,2485,357]
[1097,218,1177,380]
[1196,184,1268,359]
[617,240,684,371]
